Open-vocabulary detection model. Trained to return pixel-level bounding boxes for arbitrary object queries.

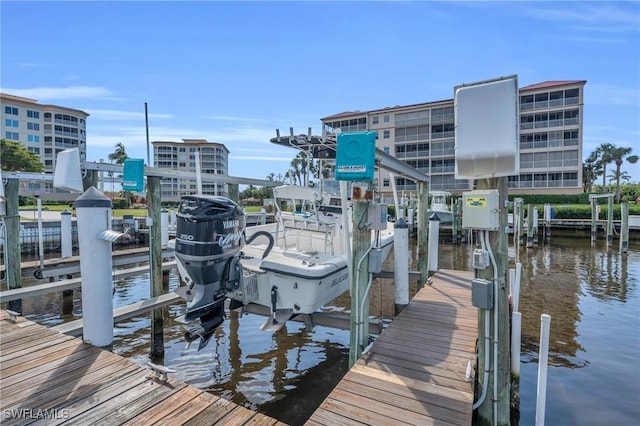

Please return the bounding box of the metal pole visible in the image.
[145,102,151,167]
[160,208,169,247]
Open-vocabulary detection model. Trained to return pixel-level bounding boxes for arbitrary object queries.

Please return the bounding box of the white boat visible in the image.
[427,190,453,223]
[172,183,394,348]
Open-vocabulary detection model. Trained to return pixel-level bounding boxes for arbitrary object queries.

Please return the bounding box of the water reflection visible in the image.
[4,237,639,425]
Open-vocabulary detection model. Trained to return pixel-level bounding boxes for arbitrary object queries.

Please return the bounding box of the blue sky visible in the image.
[2,1,639,183]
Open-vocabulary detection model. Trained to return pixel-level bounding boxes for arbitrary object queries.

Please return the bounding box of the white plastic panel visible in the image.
[454,76,519,179]
[53,148,83,192]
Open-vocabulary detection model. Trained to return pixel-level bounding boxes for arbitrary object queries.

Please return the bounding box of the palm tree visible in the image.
[108,142,128,164]
[108,142,130,205]
[596,142,615,192]
[582,150,602,193]
[609,146,638,203]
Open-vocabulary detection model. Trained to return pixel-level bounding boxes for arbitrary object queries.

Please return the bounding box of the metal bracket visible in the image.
[146,362,176,381]
[6,309,20,323]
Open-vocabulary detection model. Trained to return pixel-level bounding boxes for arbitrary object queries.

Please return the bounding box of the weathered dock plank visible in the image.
[307,269,477,426]
[0,310,282,425]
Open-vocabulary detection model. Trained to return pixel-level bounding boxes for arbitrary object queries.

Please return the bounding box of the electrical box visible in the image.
[335,132,376,181]
[123,158,145,191]
[368,248,384,274]
[367,203,388,231]
[472,248,490,269]
[472,278,494,310]
[462,190,500,230]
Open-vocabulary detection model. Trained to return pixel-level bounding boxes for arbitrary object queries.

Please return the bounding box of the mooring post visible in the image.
[393,218,409,315]
[527,203,534,248]
[536,314,552,426]
[516,198,524,246]
[160,208,169,247]
[147,176,165,358]
[590,196,598,244]
[543,203,552,244]
[606,195,614,247]
[4,178,22,314]
[36,197,44,269]
[349,200,370,367]
[620,202,629,255]
[416,181,429,289]
[75,187,114,348]
[533,206,539,246]
[451,199,460,244]
[61,209,73,258]
[427,213,440,274]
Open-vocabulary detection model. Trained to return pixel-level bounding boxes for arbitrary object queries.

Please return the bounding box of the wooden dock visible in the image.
[0,310,285,425]
[307,269,477,426]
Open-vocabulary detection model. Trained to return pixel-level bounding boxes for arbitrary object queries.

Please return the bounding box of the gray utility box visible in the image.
[472,278,494,310]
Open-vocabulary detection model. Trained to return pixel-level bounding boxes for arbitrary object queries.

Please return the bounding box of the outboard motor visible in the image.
[174,195,245,350]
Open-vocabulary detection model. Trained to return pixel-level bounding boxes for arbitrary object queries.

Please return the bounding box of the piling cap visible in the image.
[61,209,71,215]
[74,186,112,209]
[394,217,408,228]
[429,212,441,221]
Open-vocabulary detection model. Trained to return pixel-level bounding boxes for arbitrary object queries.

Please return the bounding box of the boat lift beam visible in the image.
[1,161,281,188]
[375,148,429,183]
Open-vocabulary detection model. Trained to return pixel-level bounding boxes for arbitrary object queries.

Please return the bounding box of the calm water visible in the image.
[7,236,640,425]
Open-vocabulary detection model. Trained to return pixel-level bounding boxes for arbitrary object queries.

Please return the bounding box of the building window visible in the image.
[383,179,390,187]
[383,114,390,123]
[28,147,40,155]
[27,134,40,143]
[27,110,40,119]
[5,132,19,140]
[4,106,18,115]
[383,130,390,139]
[383,146,390,154]
[27,122,40,131]
[372,116,379,124]
[5,119,18,127]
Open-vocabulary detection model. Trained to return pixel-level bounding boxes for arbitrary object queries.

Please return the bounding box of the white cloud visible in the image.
[524,3,640,28]
[0,86,117,101]
[586,84,640,107]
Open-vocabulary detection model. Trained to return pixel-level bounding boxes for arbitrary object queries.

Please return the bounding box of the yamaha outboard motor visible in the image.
[175,195,245,350]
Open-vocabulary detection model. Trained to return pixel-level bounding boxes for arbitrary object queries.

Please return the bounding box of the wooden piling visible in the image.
[590,196,598,244]
[526,204,534,248]
[620,202,629,255]
[607,195,614,247]
[416,181,429,289]
[475,177,510,426]
[451,198,460,244]
[5,178,22,314]
[349,200,370,367]
[147,175,164,359]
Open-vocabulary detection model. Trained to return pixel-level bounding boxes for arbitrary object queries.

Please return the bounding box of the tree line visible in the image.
[583,142,638,203]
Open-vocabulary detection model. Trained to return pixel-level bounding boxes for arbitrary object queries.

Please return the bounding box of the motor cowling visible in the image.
[175,195,245,325]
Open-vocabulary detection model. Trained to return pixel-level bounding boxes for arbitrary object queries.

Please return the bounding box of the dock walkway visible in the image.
[0,310,284,426]
[307,269,477,426]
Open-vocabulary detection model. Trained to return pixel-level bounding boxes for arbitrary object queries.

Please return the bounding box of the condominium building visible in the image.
[1,93,89,195]
[152,139,229,201]
[321,80,586,197]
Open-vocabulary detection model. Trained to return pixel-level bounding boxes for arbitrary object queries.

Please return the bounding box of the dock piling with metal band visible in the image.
[147,175,165,359]
[393,218,409,315]
[527,203,535,248]
[591,196,598,244]
[607,194,614,247]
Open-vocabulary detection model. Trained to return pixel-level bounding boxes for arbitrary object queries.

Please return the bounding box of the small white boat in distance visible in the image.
[427,191,453,223]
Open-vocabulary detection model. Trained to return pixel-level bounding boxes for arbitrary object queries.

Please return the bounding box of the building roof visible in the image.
[519,80,587,91]
[1,92,90,117]
[321,80,587,121]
